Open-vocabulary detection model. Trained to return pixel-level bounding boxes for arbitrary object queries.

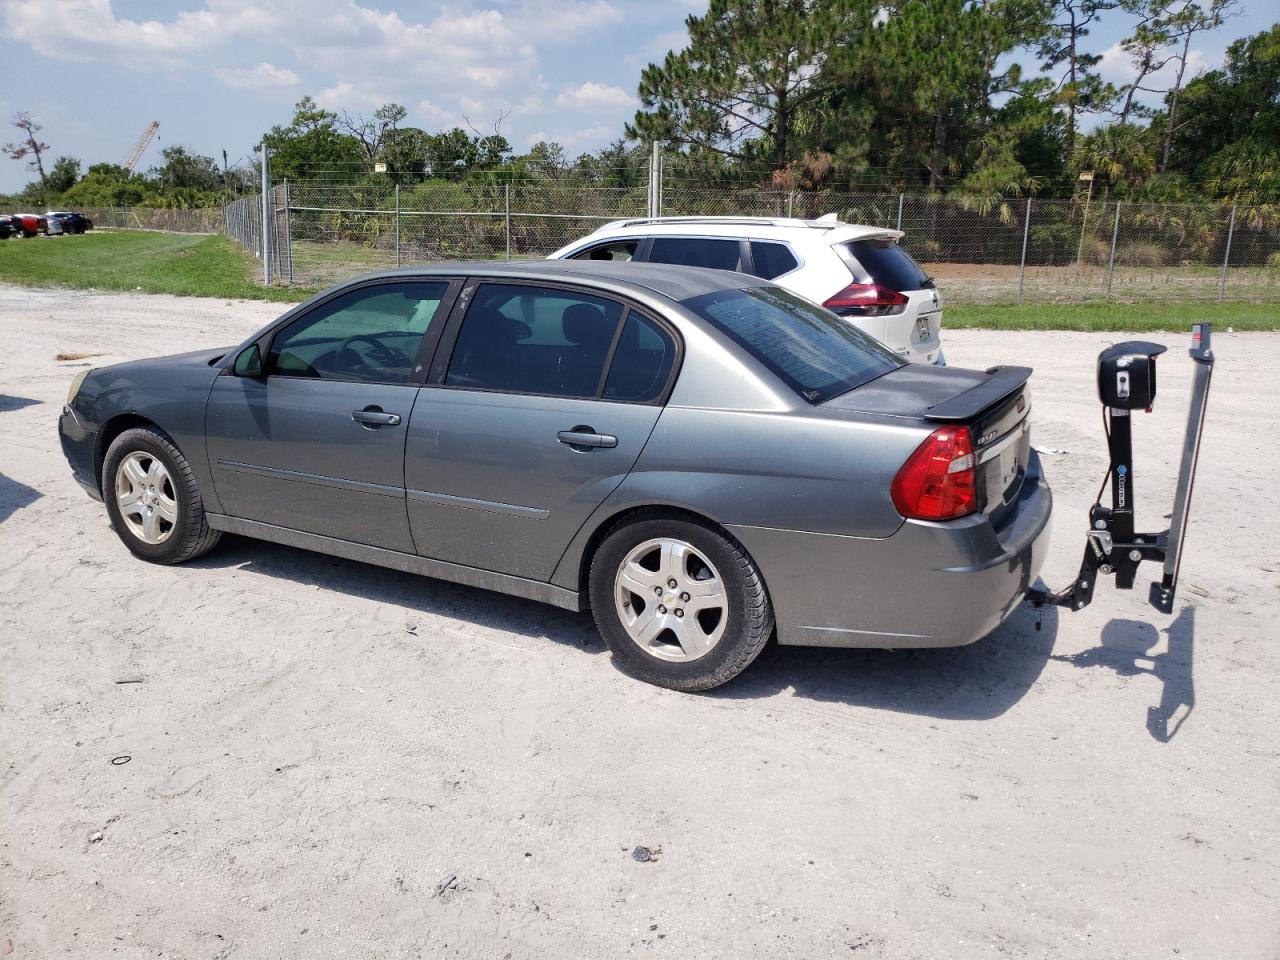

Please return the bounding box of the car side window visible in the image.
[603,312,676,403]
[268,282,450,384]
[445,283,625,398]
[647,237,744,272]
[749,241,799,280]
[570,240,639,262]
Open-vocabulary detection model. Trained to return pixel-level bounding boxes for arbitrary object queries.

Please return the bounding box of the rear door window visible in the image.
[844,239,933,290]
[445,283,624,398]
[603,312,676,403]
[748,241,799,279]
[647,237,744,272]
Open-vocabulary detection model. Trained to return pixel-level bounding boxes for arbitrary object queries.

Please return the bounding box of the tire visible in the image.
[102,426,221,564]
[588,514,773,691]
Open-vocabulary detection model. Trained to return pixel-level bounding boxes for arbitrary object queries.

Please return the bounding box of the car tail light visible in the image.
[891,425,977,520]
[823,283,908,316]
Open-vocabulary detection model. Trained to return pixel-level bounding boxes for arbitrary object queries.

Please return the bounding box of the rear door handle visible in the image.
[352,408,401,427]
[557,429,618,449]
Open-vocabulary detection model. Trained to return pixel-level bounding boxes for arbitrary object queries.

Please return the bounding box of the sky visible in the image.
[0,0,1274,195]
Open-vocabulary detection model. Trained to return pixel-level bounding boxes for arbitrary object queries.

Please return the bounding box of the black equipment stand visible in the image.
[1028,323,1215,618]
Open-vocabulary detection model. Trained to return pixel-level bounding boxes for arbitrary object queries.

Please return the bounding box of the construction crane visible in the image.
[122,121,160,172]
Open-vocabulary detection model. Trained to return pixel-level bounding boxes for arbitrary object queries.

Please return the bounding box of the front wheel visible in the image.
[102,426,221,564]
[588,516,773,691]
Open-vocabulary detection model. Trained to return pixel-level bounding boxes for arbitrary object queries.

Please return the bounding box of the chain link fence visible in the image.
[77,206,224,233]
[220,167,1279,302]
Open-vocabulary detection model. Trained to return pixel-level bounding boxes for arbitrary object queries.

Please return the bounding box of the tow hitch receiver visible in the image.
[1029,323,1214,619]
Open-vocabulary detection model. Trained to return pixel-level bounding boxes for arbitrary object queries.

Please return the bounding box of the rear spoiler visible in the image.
[924,366,1032,422]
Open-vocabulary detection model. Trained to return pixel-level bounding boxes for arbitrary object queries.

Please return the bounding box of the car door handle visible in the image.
[352,408,401,427]
[557,429,618,449]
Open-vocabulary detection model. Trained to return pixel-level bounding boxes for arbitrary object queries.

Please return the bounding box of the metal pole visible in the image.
[787,192,794,219]
[504,183,511,260]
[1105,201,1122,300]
[1017,198,1031,305]
[896,193,904,232]
[284,179,294,284]
[395,183,401,268]
[1217,203,1236,301]
[1075,177,1094,270]
[260,144,270,285]
[648,142,659,218]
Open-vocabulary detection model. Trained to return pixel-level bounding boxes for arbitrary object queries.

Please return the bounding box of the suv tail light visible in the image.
[823,283,909,316]
[891,426,977,520]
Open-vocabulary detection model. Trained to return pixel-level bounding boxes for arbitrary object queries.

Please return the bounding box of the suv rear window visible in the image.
[749,241,799,279]
[844,239,933,291]
[683,287,902,404]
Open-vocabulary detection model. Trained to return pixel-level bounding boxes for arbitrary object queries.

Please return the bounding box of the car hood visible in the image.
[106,347,233,372]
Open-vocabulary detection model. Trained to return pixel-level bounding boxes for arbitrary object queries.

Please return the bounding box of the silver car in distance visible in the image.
[58,261,1052,691]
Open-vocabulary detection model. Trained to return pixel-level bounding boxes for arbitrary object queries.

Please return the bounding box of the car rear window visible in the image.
[683,287,903,404]
[844,239,933,291]
[748,241,799,279]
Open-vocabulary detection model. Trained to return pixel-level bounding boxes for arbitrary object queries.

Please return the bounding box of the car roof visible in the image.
[352,258,771,304]
[580,216,903,245]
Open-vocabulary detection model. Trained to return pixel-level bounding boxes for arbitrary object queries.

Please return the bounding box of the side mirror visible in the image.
[233,343,264,377]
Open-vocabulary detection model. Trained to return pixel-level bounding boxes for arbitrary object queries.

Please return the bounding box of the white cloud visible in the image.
[0,0,277,64]
[507,0,622,41]
[525,123,615,149]
[316,81,392,113]
[214,62,300,89]
[554,81,635,113]
[1097,41,1212,92]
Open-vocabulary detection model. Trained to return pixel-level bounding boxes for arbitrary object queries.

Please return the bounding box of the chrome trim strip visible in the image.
[406,488,549,519]
[204,514,582,611]
[977,426,1025,466]
[215,459,403,498]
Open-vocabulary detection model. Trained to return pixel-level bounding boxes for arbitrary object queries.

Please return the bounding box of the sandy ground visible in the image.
[1,283,1278,959]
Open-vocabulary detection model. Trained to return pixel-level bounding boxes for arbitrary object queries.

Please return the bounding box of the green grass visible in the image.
[0,231,306,302]
[947,300,1280,332]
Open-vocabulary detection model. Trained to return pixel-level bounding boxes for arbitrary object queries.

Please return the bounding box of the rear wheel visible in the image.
[589,515,773,691]
[102,426,221,564]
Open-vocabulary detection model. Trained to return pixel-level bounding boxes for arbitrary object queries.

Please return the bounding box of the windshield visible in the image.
[683,287,903,403]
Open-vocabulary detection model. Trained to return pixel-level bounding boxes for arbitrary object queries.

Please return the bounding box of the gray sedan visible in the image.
[58,261,1051,690]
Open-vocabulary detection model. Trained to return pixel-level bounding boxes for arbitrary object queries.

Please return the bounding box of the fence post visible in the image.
[1105,201,1122,300]
[1017,198,1031,305]
[787,192,795,219]
[504,183,512,260]
[1218,203,1237,301]
[394,183,401,268]
[260,144,271,285]
[283,179,293,284]
[896,193,904,232]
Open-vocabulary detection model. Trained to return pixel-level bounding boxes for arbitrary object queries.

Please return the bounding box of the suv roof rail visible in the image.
[592,215,852,233]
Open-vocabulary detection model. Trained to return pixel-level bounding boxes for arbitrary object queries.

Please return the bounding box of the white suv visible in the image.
[549,215,944,364]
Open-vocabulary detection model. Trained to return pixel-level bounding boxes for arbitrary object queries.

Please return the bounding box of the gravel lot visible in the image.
[2,284,1277,959]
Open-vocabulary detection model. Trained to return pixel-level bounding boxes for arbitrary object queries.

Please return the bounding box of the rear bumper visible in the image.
[59,405,101,500]
[728,454,1052,648]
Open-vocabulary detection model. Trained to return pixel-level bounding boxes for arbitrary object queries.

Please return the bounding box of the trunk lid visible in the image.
[827,363,1033,523]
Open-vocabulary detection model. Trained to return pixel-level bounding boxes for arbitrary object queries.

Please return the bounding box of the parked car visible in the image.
[59,261,1049,691]
[0,215,18,239]
[13,213,47,237]
[46,210,93,235]
[550,215,945,364]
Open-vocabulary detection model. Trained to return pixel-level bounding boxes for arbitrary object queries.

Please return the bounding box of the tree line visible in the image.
[3,3,1276,212]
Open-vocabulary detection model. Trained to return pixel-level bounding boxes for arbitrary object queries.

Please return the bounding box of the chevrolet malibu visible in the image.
[59,261,1051,691]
